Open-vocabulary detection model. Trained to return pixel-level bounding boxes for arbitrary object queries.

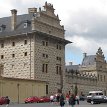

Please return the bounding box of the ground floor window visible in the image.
[46,85,48,94]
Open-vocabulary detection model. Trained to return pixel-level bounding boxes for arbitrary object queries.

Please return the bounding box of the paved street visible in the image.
[0,101,107,107]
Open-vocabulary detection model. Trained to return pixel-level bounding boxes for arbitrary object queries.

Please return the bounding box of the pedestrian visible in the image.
[50,94,54,104]
[69,94,76,107]
[59,93,65,107]
[5,96,10,107]
[56,93,60,104]
[76,95,79,105]
[66,93,70,104]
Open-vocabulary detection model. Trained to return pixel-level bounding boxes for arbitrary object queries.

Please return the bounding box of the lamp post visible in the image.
[17,83,20,103]
[59,58,63,93]
[74,70,78,95]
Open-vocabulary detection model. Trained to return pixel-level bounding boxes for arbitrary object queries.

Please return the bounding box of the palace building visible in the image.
[0,2,107,103]
[0,2,71,103]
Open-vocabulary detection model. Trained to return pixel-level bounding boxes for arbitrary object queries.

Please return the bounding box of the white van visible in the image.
[87,91,104,104]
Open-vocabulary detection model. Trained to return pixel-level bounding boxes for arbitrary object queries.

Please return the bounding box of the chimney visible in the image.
[31,17,35,30]
[11,9,17,30]
[83,53,87,58]
[69,62,73,65]
[28,8,37,14]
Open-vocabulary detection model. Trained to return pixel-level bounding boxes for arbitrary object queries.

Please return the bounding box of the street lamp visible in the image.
[59,58,63,93]
[74,70,78,95]
[17,83,20,103]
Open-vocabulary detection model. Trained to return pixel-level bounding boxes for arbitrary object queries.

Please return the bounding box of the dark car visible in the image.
[0,97,10,105]
[79,95,86,101]
[24,96,40,103]
[39,96,50,102]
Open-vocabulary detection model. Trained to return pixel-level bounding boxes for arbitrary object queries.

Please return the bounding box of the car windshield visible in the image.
[89,93,103,96]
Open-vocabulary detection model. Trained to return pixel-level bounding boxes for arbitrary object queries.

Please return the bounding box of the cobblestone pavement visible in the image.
[0,101,107,107]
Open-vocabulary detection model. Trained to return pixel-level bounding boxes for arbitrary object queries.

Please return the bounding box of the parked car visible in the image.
[87,91,104,104]
[0,96,10,105]
[24,96,40,103]
[39,96,50,102]
[102,96,107,103]
[79,95,86,101]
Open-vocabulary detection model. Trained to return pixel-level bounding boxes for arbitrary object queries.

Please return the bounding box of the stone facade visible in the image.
[0,2,71,97]
[1,2,107,99]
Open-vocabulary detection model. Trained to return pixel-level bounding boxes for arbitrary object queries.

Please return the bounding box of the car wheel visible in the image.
[91,100,94,104]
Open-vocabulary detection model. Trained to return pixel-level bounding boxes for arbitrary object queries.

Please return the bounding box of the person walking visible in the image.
[50,94,54,104]
[76,95,79,105]
[69,94,76,107]
[59,93,65,107]
[56,93,60,103]
[5,96,10,107]
[66,93,70,104]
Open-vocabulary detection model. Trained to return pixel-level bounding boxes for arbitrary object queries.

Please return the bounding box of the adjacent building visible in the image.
[65,47,107,96]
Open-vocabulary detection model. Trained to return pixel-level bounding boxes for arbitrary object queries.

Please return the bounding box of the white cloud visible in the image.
[1,0,107,64]
[0,0,45,17]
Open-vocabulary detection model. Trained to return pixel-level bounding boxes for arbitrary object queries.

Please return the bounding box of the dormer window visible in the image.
[0,27,2,32]
[0,25,6,32]
[24,23,27,28]
[24,20,31,28]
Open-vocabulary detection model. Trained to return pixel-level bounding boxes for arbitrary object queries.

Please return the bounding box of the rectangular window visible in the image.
[12,42,15,46]
[46,85,48,94]
[98,74,99,81]
[42,53,48,58]
[42,64,48,73]
[42,64,45,72]
[24,40,27,45]
[56,44,61,50]
[56,57,61,61]
[104,75,105,82]
[59,45,61,50]
[46,64,48,73]
[1,43,4,48]
[46,54,48,58]
[56,65,61,75]
[59,66,61,75]
[1,55,4,59]
[24,52,27,56]
[56,66,58,74]
[42,41,45,46]
[43,54,45,57]
[12,54,15,58]
[100,75,102,81]
[0,27,2,32]
[57,44,58,49]
[42,41,48,46]
[46,41,48,46]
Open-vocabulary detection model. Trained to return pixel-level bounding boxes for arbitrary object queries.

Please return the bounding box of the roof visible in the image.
[0,14,33,37]
[65,65,79,72]
[82,55,96,66]
[0,14,71,45]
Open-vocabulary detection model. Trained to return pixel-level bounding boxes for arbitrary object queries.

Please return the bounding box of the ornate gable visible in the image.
[96,47,105,62]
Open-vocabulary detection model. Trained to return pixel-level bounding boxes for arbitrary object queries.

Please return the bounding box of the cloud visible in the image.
[1,0,107,64]
[0,0,45,17]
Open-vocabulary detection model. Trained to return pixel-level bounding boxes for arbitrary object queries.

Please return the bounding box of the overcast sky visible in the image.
[0,0,107,65]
